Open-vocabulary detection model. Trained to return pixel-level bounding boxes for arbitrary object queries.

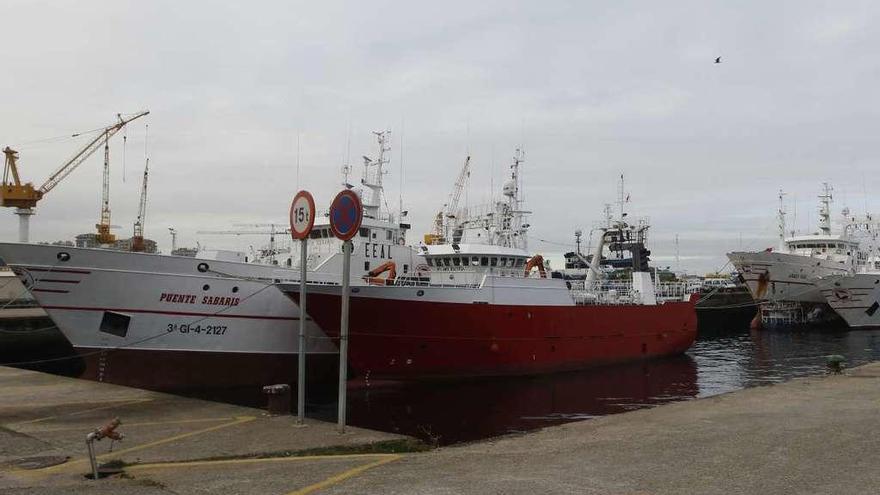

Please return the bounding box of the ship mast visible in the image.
[818,182,833,235]
[777,189,787,252]
[497,147,529,250]
[361,130,390,220]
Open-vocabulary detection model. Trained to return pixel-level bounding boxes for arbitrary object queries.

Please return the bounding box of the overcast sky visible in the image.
[2,1,878,273]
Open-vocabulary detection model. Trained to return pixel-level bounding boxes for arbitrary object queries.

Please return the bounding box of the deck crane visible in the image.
[1,111,150,243]
[131,156,149,252]
[424,155,470,245]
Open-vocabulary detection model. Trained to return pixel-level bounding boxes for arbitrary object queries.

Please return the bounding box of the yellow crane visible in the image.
[424,155,470,245]
[1,110,150,243]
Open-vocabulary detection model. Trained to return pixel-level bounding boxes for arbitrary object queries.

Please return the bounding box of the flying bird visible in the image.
[715,57,722,64]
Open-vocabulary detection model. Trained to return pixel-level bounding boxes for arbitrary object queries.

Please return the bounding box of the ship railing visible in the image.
[570,281,637,305]
[655,282,698,301]
[569,280,695,305]
[392,275,482,289]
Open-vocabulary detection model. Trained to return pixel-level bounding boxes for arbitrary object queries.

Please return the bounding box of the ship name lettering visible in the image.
[363,243,392,260]
[201,296,240,306]
[159,293,197,304]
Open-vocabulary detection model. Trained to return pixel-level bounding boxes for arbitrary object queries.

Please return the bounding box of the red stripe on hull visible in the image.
[74,347,338,392]
[301,293,698,379]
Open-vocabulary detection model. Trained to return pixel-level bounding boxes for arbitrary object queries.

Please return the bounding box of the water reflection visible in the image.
[347,355,698,445]
[345,327,880,445]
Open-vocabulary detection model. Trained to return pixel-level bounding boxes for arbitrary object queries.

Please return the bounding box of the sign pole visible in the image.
[338,240,351,433]
[289,190,315,426]
[297,237,307,424]
[327,189,362,435]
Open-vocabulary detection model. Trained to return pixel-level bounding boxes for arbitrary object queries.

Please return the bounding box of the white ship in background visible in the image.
[819,269,880,328]
[0,131,421,391]
[727,184,879,328]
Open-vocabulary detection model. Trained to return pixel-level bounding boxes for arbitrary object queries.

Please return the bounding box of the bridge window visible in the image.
[471,256,479,265]
[480,257,489,266]
[453,257,461,267]
[490,257,498,267]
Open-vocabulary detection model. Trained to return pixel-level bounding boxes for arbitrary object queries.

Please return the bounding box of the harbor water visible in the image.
[341,327,880,445]
[3,319,879,446]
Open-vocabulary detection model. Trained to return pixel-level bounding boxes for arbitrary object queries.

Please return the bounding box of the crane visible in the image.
[131,157,149,252]
[424,155,470,245]
[1,110,150,243]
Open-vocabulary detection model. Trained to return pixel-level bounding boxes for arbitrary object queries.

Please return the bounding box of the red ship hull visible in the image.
[298,293,698,379]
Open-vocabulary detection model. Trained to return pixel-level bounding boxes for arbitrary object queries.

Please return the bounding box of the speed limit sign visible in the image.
[289,190,316,240]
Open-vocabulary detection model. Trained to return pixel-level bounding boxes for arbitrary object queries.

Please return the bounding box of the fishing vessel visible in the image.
[727,185,877,327]
[817,265,880,328]
[280,151,698,379]
[0,131,420,390]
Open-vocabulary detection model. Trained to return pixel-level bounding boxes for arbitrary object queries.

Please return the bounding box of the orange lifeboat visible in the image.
[363,261,397,286]
[524,255,546,278]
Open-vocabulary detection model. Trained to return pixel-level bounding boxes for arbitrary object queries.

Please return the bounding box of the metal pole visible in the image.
[297,237,308,424]
[86,438,98,480]
[337,240,351,433]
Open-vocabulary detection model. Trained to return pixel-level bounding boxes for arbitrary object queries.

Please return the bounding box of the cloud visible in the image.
[2,1,879,274]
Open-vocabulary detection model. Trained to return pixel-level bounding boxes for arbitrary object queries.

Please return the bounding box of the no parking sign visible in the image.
[329,189,363,241]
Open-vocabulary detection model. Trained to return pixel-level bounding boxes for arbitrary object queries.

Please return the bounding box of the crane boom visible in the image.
[446,155,471,220]
[131,157,149,252]
[424,155,471,245]
[38,110,149,195]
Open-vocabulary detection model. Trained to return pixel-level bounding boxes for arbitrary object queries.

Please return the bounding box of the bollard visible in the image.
[827,355,846,374]
[85,418,124,480]
[262,384,292,415]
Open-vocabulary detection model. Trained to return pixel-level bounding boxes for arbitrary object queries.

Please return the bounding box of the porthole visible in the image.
[57,252,70,262]
[202,284,210,291]
[197,263,209,273]
[416,290,424,297]
[232,286,239,293]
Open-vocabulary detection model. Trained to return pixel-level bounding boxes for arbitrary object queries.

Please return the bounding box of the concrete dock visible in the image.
[0,366,417,494]
[2,362,879,494]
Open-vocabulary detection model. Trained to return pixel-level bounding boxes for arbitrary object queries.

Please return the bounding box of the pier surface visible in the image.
[2,362,879,494]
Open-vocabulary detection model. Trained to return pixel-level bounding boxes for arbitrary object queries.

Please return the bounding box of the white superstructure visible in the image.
[728,184,877,305]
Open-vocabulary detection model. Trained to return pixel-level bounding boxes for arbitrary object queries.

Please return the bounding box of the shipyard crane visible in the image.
[1,111,150,243]
[425,155,470,245]
[131,157,150,252]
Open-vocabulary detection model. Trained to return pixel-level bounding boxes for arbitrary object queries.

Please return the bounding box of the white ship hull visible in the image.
[727,251,853,304]
[819,273,880,328]
[0,242,337,390]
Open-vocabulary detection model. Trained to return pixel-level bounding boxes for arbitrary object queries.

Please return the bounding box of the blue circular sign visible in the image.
[329,189,363,241]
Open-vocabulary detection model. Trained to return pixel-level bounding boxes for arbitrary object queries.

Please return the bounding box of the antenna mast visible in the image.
[818,182,833,235]
[361,130,391,220]
[777,189,787,251]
